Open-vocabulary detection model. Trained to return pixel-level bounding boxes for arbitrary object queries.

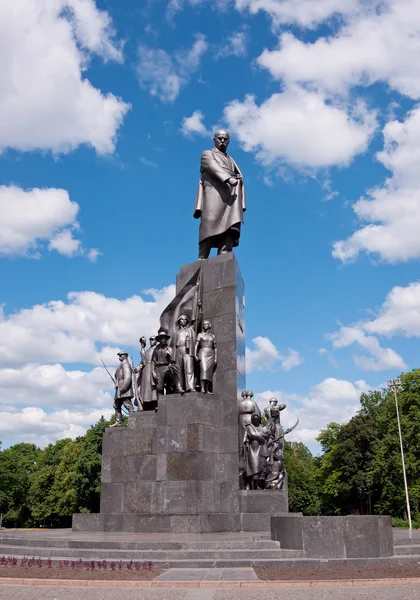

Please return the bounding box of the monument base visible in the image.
[271,515,394,558]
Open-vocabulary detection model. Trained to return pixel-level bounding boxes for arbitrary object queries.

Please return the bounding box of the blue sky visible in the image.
[1,0,420,452]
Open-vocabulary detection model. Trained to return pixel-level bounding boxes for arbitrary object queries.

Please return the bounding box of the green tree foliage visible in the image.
[284,441,320,515]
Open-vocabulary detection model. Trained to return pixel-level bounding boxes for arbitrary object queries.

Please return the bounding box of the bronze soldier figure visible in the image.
[110,351,134,427]
[134,336,158,411]
[194,130,246,259]
[152,330,184,396]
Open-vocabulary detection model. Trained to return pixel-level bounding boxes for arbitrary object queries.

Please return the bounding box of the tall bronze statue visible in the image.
[238,390,261,459]
[152,330,184,396]
[110,351,134,427]
[194,130,246,259]
[174,315,196,393]
[134,336,158,411]
[195,320,217,394]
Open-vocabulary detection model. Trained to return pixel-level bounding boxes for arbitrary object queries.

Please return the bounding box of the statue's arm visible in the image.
[201,151,231,183]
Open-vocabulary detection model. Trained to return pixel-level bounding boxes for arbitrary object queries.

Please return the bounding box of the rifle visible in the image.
[101,358,116,385]
[131,354,143,411]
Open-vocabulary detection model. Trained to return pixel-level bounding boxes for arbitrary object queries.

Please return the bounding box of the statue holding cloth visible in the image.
[194,130,246,259]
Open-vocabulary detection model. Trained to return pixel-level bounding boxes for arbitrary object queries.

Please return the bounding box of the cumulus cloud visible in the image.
[0,0,129,155]
[246,336,303,372]
[0,405,113,448]
[0,185,100,262]
[329,326,406,371]
[223,88,376,169]
[216,29,248,58]
[181,110,210,137]
[137,35,207,103]
[257,1,420,99]
[333,106,420,264]
[362,282,420,338]
[0,286,175,367]
[0,185,99,260]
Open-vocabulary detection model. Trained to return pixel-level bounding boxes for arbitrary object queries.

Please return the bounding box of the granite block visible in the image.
[119,514,170,533]
[72,513,105,532]
[123,482,154,513]
[169,515,201,534]
[215,368,237,401]
[122,431,154,456]
[154,481,200,514]
[241,512,273,532]
[202,253,236,292]
[212,313,237,344]
[103,514,124,532]
[199,480,221,513]
[154,425,188,453]
[303,516,346,558]
[162,395,218,426]
[217,341,238,372]
[102,428,126,457]
[200,513,241,533]
[377,515,394,557]
[187,423,219,453]
[166,452,199,481]
[100,483,124,514]
[344,516,393,558]
[221,396,239,427]
[239,490,288,513]
[219,453,239,481]
[128,412,157,430]
[110,455,157,483]
[220,481,240,513]
[271,514,303,548]
[219,426,239,453]
[101,456,112,484]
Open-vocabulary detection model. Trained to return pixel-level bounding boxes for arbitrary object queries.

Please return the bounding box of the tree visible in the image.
[284,441,320,515]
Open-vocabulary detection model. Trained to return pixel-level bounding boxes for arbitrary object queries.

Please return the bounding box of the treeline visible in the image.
[0,417,111,528]
[1,369,420,528]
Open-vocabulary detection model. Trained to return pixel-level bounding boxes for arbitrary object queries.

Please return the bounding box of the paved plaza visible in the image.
[1,584,420,600]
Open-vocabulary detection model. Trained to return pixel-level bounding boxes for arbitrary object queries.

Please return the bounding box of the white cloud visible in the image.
[246,336,303,372]
[0,185,99,260]
[0,286,175,367]
[0,364,111,409]
[235,0,361,28]
[333,106,420,263]
[329,326,406,371]
[137,35,207,103]
[0,0,129,155]
[223,88,376,169]
[216,30,248,58]
[181,110,210,137]
[0,405,113,448]
[257,1,420,100]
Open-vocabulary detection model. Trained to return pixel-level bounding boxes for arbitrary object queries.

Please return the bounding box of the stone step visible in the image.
[0,544,302,561]
[394,544,420,555]
[394,537,420,546]
[0,537,278,551]
[1,554,420,569]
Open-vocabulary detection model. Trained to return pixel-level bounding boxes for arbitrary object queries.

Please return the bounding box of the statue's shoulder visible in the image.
[201,148,214,158]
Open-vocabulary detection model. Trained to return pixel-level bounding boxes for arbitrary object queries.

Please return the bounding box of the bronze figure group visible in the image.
[239,395,299,491]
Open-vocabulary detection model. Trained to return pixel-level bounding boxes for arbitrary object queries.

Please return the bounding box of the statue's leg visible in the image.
[122,399,134,414]
[110,400,123,427]
[217,231,234,255]
[183,354,195,392]
[200,379,206,393]
[198,239,211,260]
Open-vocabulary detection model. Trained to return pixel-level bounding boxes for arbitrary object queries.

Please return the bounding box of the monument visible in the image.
[72,129,295,533]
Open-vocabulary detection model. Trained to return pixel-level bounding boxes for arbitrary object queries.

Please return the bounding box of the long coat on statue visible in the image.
[114,358,133,400]
[194,147,246,248]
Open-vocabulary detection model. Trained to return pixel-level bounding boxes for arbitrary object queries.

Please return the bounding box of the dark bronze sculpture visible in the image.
[152,330,183,396]
[194,130,246,259]
[134,336,158,411]
[195,320,217,393]
[243,412,268,490]
[174,315,196,393]
[238,390,261,460]
[110,351,134,427]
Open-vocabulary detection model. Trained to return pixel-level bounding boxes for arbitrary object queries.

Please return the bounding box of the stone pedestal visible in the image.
[73,253,249,534]
[271,515,394,558]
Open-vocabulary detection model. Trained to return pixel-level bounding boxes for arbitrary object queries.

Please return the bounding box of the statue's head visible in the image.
[213,130,230,153]
[269,398,278,406]
[202,320,211,331]
[246,390,254,399]
[117,351,128,362]
[156,330,170,347]
[251,412,261,426]
[149,336,156,347]
[178,314,189,327]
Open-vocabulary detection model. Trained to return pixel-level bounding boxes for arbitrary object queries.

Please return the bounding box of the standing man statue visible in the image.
[174,315,196,393]
[194,130,246,260]
[110,351,134,427]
